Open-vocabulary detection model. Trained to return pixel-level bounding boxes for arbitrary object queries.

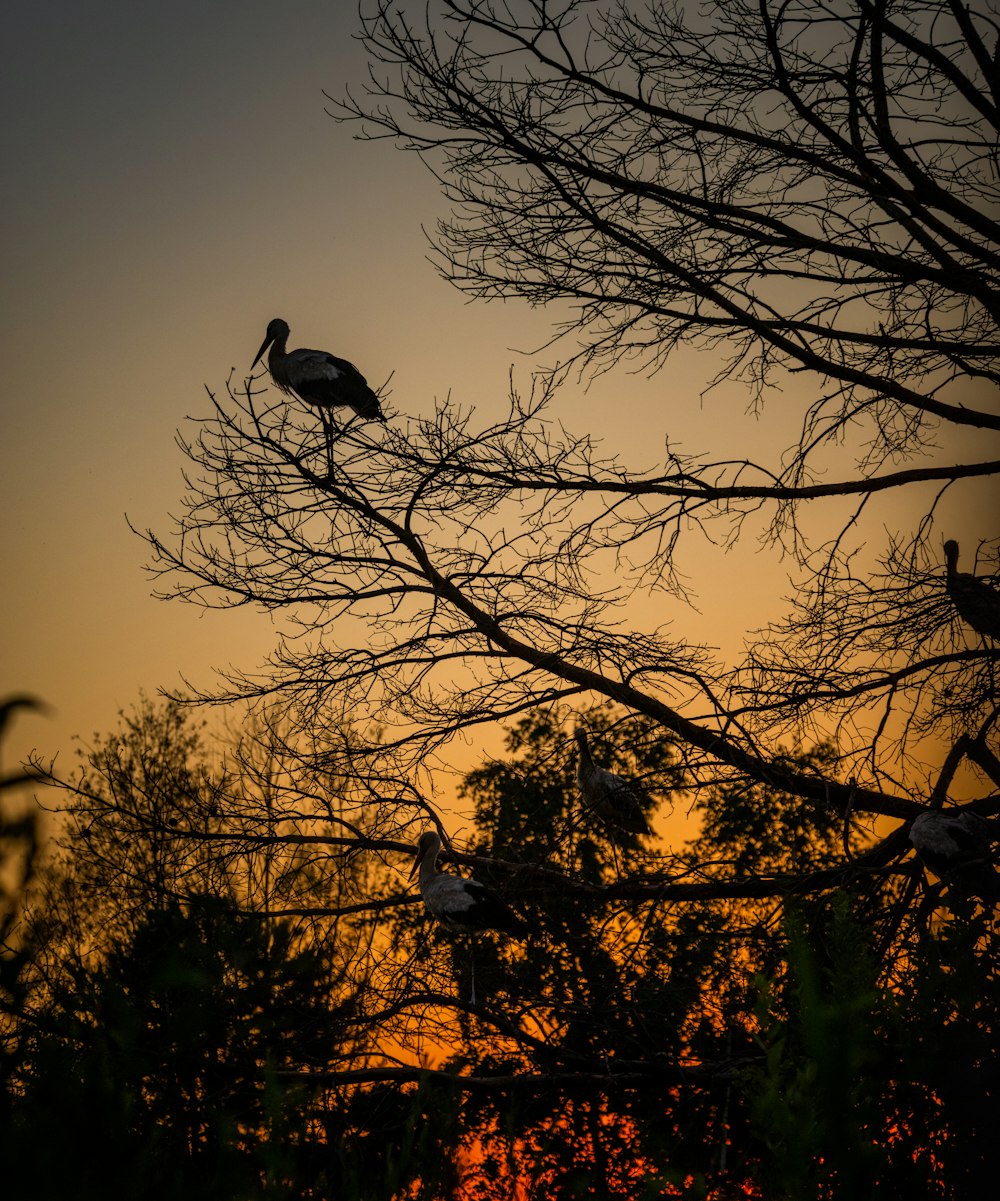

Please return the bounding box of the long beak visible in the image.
[250,334,273,371]
[408,847,426,881]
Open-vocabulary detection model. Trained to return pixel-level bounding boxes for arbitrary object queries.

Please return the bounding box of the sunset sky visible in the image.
[2,1,992,810]
[2,0,547,776]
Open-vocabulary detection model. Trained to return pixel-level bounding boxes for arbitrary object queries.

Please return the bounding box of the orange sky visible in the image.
[2,1,995,828]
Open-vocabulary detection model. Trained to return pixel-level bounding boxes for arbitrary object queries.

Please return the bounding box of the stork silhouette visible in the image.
[943,540,1000,641]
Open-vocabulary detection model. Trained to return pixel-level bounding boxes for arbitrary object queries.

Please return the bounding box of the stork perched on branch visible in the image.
[943,540,1000,641]
[909,809,999,900]
[250,317,385,423]
[410,830,527,938]
[574,728,653,840]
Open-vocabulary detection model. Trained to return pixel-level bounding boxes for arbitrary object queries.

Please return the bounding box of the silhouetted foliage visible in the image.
[0,700,43,1009]
[0,696,47,1147]
[5,698,999,1196]
[9,897,340,1199]
[5,703,387,1200]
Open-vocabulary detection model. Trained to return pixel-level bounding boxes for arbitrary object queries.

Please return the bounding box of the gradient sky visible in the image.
[2,2,993,808]
[1,0,546,774]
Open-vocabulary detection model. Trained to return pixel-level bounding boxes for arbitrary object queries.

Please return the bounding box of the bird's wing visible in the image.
[600,768,650,809]
[288,349,350,383]
[947,813,990,856]
[425,874,522,931]
[424,874,481,918]
[593,768,652,835]
[910,813,961,858]
[325,353,371,388]
[448,879,525,935]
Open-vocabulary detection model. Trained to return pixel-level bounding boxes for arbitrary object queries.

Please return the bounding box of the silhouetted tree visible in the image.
[138,6,997,922]
[8,697,998,1196]
[118,0,1000,1192]
[8,703,392,1200]
[9,894,350,1200]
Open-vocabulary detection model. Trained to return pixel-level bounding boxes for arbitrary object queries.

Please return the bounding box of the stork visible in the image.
[574,728,653,841]
[909,809,999,899]
[410,830,527,938]
[410,830,526,1006]
[943,540,1000,641]
[250,317,385,423]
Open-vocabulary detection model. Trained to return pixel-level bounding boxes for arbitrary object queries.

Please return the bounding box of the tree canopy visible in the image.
[7,699,998,1197]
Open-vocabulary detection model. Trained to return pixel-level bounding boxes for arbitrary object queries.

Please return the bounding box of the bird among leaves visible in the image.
[250,317,385,423]
[409,830,527,939]
[574,727,653,839]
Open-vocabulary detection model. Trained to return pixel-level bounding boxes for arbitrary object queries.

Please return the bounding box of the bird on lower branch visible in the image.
[574,727,653,840]
[410,829,526,1007]
[909,809,999,900]
[410,829,527,939]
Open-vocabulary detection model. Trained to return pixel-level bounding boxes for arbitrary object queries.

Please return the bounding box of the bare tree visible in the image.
[143,380,940,820]
[327,0,999,796]
[130,3,1000,1151]
[347,4,997,418]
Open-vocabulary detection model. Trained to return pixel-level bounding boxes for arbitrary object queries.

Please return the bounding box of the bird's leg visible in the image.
[322,412,335,476]
[610,839,622,882]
